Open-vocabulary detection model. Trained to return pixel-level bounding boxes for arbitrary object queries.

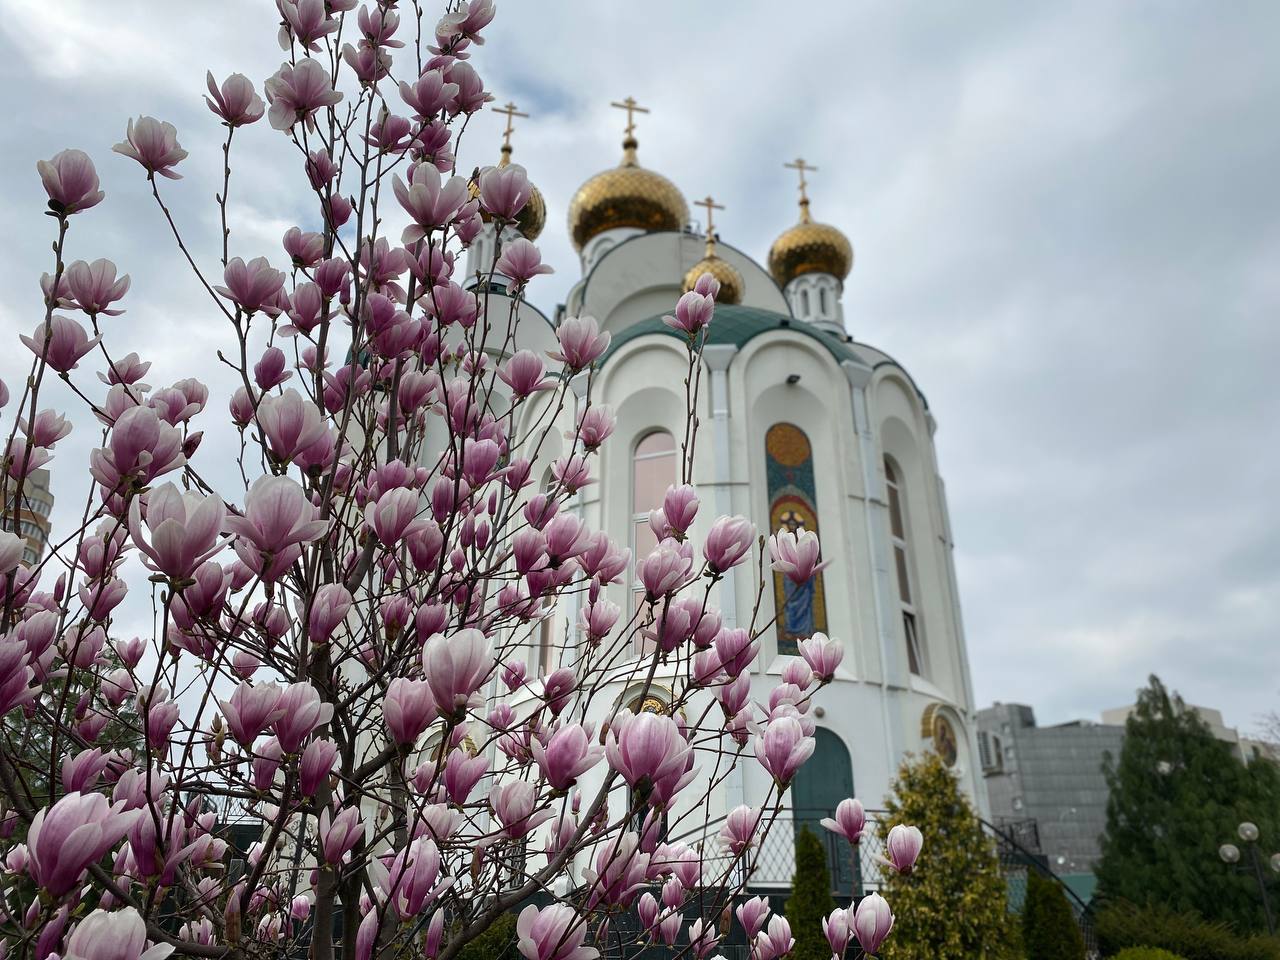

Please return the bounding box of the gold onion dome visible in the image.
[683,195,742,304]
[567,137,688,251]
[768,157,853,286]
[683,247,743,305]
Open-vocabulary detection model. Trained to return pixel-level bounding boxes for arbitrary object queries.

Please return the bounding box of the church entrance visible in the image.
[791,727,858,896]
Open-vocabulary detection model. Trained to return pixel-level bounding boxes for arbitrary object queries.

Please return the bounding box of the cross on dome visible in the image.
[610,96,649,141]
[695,195,725,237]
[784,157,819,222]
[492,101,529,151]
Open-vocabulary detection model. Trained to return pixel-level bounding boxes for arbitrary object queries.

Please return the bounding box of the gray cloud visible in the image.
[1,1,1276,732]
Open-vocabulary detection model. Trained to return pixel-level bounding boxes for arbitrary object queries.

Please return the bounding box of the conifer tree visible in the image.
[878,752,1018,960]
[786,826,836,960]
[1097,675,1280,934]
[1023,869,1085,960]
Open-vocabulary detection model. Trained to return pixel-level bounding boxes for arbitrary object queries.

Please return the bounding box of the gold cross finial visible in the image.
[610,96,649,140]
[492,101,529,150]
[784,158,818,222]
[695,195,725,237]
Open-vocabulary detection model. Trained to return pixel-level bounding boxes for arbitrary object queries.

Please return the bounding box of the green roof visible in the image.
[600,304,863,367]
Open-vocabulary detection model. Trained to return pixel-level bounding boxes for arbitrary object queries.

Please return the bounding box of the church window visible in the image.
[800,288,811,316]
[632,431,677,622]
[537,617,554,674]
[765,423,828,655]
[819,286,829,315]
[885,457,924,675]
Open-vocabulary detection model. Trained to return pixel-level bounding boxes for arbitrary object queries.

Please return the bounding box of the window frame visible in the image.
[885,456,926,676]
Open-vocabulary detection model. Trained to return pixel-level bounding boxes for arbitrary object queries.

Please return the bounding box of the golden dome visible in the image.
[567,139,689,251]
[473,147,546,241]
[768,203,853,287]
[683,241,743,306]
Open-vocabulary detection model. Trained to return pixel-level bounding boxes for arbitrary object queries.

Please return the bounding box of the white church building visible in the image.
[460,102,984,894]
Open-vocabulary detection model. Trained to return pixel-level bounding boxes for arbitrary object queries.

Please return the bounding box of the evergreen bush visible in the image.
[785,826,836,960]
[1022,869,1085,960]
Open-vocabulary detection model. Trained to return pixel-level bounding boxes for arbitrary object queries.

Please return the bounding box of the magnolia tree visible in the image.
[0,2,917,958]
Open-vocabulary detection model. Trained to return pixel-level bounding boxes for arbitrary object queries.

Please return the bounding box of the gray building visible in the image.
[977,703,1123,892]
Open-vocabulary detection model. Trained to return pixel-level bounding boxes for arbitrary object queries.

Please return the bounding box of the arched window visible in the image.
[818,286,829,316]
[632,431,677,619]
[885,457,924,675]
[800,288,811,316]
[765,423,828,655]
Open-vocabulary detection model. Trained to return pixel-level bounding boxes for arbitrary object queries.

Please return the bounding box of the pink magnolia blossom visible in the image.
[272,682,333,753]
[768,527,830,584]
[498,350,551,397]
[822,907,852,959]
[531,723,603,791]
[752,915,794,960]
[224,475,330,578]
[444,60,491,115]
[319,806,363,864]
[205,71,265,126]
[820,797,866,844]
[342,41,392,85]
[0,531,23,573]
[718,804,761,856]
[216,256,287,316]
[442,748,489,805]
[638,539,693,599]
[479,163,530,220]
[377,836,442,919]
[883,823,923,875]
[27,791,139,897]
[300,738,338,796]
[253,346,291,390]
[515,903,598,960]
[127,483,224,580]
[798,632,843,681]
[37,148,105,214]
[550,315,610,370]
[662,290,714,336]
[278,0,337,50]
[383,678,437,745]
[65,258,130,316]
[89,405,185,493]
[308,583,353,645]
[113,116,187,179]
[62,906,173,960]
[852,893,894,956]
[256,389,330,463]
[265,58,343,131]
[703,515,753,573]
[21,314,101,372]
[19,409,71,448]
[495,238,553,285]
[4,437,50,482]
[605,711,691,792]
[490,781,553,839]
[735,897,771,939]
[422,628,492,718]
[399,69,457,119]
[393,164,469,242]
[662,484,698,537]
[99,351,151,387]
[583,832,650,910]
[754,716,815,787]
[219,681,285,745]
[694,271,720,299]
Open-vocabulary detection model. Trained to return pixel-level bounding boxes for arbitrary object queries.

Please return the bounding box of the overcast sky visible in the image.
[1,1,1277,733]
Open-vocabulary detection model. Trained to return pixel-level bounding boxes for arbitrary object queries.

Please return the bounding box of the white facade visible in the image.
[463,199,986,890]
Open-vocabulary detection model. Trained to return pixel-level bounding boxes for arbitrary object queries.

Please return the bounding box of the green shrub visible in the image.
[1096,901,1280,960]
[457,912,518,960]
[1111,949,1187,960]
[1023,869,1086,960]
[784,826,836,960]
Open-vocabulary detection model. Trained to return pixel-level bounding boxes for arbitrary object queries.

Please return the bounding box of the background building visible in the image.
[979,698,1274,901]
[2,468,53,565]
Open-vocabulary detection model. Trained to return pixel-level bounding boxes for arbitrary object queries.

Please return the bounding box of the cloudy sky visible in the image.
[1,1,1277,732]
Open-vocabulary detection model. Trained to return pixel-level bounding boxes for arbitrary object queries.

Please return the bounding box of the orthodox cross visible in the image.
[610,96,649,139]
[492,101,529,150]
[784,157,818,205]
[695,195,725,237]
